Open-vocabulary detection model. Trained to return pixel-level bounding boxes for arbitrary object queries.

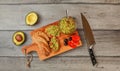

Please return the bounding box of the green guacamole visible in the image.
[59,17,76,34]
[45,25,60,37]
[50,37,59,51]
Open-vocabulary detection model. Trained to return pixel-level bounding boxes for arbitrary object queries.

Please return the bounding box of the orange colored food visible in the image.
[22,21,82,61]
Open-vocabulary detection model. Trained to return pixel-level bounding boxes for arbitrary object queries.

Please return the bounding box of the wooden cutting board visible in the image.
[22,21,82,60]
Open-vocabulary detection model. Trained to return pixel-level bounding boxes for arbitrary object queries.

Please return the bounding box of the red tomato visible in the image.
[68,35,81,48]
[71,35,80,42]
[74,41,80,45]
[68,41,77,48]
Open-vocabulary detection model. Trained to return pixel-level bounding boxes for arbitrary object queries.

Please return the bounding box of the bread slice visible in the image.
[36,41,51,56]
[32,33,49,46]
[31,30,49,41]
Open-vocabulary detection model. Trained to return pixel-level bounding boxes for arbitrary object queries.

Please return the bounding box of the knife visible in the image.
[81,13,97,66]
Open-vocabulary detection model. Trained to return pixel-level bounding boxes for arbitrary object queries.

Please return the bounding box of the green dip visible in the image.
[50,37,59,51]
[59,17,76,34]
[45,25,60,37]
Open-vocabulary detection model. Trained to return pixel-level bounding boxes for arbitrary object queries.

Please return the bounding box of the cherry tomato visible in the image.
[68,41,77,48]
[68,34,81,48]
[71,35,80,42]
[73,40,80,45]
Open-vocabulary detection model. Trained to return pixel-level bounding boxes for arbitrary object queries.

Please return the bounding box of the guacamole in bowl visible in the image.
[59,16,76,34]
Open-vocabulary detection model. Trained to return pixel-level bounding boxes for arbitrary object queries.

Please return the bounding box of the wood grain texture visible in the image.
[0,0,120,4]
[0,57,120,71]
[0,4,120,30]
[0,0,120,70]
[0,30,120,57]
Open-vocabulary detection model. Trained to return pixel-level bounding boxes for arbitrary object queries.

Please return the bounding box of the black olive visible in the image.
[64,39,68,46]
[68,37,72,41]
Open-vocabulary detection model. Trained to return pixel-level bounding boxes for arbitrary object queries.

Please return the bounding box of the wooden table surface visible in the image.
[0,0,120,71]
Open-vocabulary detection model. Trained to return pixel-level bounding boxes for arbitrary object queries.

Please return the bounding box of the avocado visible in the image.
[59,16,76,34]
[49,37,59,51]
[25,11,39,26]
[13,31,26,46]
[45,25,60,37]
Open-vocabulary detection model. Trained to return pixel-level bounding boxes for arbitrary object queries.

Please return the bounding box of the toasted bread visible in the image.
[36,41,51,56]
[31,30,49,41]
[32,33,49,46]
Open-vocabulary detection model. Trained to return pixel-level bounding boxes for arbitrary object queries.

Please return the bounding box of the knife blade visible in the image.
[81,13,97,66]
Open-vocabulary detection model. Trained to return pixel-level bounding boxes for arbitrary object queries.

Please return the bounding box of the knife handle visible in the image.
[89,49,97,66]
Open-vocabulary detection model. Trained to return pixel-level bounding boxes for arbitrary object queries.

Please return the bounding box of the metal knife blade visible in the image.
[81,13,97,66]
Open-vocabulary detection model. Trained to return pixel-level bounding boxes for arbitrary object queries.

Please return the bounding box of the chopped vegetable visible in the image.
[68,35,80,48]
[68,40,77,48]
[72,35,80,42]
[59,16,76,34]
[49,37,59,51]
[45,25,60,37]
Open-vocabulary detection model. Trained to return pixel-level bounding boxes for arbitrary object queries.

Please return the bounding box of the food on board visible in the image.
[31,30,51,56]
[68,37,72,41]
[13,31,25,46]
[68,35,81,48]
[49,37,59,51]
[64,39,68,46]
[22,17,82,61]
[45,25,60,37]
[31,30,50,42]
[26,12,38,26]
[63,34,81,47]
[59,16,76,34]
[32,33,49,46]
